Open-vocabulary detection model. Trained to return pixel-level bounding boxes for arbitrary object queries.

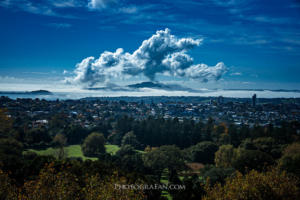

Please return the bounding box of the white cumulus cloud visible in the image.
[88,0,117,9]
[65,28,227,87]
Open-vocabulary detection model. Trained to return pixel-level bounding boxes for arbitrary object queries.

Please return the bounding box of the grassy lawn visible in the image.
[136,149,145,154]
[26,145,97,160]
[106,144,144,155]
[105,144,120,155]
[161,191,172,200]
[26,144,121,161]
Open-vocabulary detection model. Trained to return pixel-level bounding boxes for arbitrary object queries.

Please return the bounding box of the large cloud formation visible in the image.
[65,28,226,87]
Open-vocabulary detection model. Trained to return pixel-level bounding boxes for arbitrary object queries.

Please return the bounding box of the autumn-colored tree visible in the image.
[278,143,300,178]
[218,133,231,145]
[83,172,144,200]
[0,169,18,200]
[212,123,227,142]
[144,145,151,152]
[203,168,300,200]
[20,162,82,200]
[20,162,144,200]
[215,145,237,168]
[121,131,140,148]
[201,165,235,186]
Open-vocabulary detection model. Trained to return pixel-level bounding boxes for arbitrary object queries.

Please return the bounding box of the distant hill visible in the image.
[0,90,53,95]
[27,90,53,95]
[127,81,200,92]
[128,81,165,89]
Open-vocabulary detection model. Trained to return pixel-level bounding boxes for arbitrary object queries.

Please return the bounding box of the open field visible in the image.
[26,144,121,160]
[105,144,121,155]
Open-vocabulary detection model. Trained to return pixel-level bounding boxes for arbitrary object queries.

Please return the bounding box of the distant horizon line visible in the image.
[1,88,300,93]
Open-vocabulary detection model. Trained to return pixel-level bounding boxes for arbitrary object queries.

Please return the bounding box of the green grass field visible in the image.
[26,144,121,161]
[105,144,120,155]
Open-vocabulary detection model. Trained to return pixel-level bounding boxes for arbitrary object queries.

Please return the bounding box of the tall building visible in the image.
[252,94,257,107]
[217,96,224,104]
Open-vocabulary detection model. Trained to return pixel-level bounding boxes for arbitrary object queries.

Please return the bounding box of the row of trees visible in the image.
[6,108,300,153]
[112,116,300,149]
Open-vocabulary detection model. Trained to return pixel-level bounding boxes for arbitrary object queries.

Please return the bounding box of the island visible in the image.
[0,90,53,95]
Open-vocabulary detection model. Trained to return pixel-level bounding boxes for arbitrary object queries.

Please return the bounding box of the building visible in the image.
[252,94,257,107]
[217,96,224,104]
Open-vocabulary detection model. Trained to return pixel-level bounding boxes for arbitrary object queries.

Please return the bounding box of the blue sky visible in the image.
[0,0,300,93]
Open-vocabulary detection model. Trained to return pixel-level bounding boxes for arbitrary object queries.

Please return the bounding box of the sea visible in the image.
[1,89,300,100]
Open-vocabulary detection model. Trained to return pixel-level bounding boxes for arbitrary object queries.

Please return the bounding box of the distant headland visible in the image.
[0,90,53,95]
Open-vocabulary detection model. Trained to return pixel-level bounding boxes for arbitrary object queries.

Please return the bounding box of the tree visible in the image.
[83,172,145,200]
[144,145,151,153]
[169,173,205,200]
[232,149,275,173]
[0,108,13,138]
[201,165,235,186]
[202,118,214,141]
[53,133,67,160]
[53,133,67,146]
[227,124,239,147]
[65,125,89,145]
[0,169,17,199]
[188,141,218,164]
[218,133,231,146]
[239,138,256,150]
[0,161,145,200]
[143,145,185,178]
[212,123,226,142]
[0,138,24,179]
[116,145,136,157]
[121,131,140,149]
[215,145,237,168]
[203,168,300,200]
[278,143,300,179]
[250,137,283,159]
[24,128,52,147]
[21,163,82,200]
[116,115,133,135]
[19,162,145,200]
[115,145,144,172]
[82,132,106,157]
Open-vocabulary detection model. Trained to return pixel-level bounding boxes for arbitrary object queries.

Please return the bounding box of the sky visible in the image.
[0,0,300,95]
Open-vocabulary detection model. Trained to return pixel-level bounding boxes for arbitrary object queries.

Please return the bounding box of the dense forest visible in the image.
[1,104,300,199]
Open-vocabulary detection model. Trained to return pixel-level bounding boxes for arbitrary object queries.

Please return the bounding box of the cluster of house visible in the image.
[1,95,299,129]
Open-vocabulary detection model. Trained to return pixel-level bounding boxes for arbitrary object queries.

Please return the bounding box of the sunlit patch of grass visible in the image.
[105,144,120,155]
[26,145,97,160]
